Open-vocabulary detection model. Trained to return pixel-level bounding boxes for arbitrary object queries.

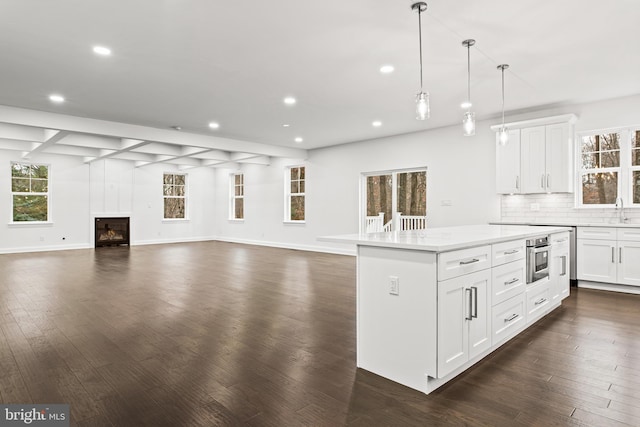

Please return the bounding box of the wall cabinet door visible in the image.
[577,238,617,283]
[496,130,522,194]
[520,126,547,193]
[545,123,573,193]
[617,241,640,286]
[437,269,491,378]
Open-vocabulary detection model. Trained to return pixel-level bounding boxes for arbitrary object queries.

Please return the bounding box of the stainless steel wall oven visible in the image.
[526,235,550,284]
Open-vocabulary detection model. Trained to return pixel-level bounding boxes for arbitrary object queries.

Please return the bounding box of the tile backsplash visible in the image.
[500,193,640,225]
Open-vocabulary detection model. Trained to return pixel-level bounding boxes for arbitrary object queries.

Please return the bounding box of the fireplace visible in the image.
[95,217,130,247]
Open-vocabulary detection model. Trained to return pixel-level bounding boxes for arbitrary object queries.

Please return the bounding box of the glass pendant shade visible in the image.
[498,127,509,145]
[416,91,430,120]
[463,111,475,136]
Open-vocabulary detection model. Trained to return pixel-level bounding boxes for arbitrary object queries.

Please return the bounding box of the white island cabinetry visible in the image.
[322,224,570,395]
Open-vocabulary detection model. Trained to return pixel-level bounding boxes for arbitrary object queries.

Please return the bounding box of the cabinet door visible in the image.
[545,123,573,193]
[467,271,491,360]
[576,239,617,283]
[520,126,547,193]
[437,276,469,378]
[617,241,640,286]
[496,130,521,194]
[550,237,570,302]
[437,269,491,378]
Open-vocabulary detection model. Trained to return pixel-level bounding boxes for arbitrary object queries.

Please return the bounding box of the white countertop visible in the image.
[492,221,640,228]
[320,224,572,253]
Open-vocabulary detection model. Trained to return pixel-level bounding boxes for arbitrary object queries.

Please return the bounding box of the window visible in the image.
[230,173,244,220]
[285,166,305,222]
[163,173,186,219]
[578,127,640,207]
[11,162,49,222]
[362,168,427,232]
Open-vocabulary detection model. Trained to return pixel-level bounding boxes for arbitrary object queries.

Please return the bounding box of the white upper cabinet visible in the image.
[495,130,521,194]
[493,115,576,194]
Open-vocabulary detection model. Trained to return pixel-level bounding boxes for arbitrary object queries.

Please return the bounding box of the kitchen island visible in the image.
[321,224,571,394]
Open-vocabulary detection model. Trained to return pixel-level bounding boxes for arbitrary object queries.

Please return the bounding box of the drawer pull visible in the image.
[534,298,547,306]
[459,258,480,265]
[504,278,519,285]
[504,314,519,323]
[504,249,519,255]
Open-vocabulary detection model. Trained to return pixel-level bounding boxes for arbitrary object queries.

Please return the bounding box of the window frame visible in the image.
[284,165,305,223]
[576,126,639,208]
[229,172,244,221]
[10,161,51,224]
[162,172,188,220]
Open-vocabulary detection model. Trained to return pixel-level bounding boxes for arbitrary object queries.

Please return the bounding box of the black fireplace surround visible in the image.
[95,217,130,247]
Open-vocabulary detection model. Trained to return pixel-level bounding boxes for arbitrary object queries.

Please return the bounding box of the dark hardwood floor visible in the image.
[0,241,639,426]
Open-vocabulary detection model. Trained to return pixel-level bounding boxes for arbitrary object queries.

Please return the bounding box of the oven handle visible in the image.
[530,245,550,254]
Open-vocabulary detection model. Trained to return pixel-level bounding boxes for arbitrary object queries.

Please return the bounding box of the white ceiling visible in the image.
[0,0,639,166]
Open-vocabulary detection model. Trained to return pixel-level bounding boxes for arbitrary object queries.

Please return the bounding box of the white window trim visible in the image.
[229,172,244,221]
[9,161,52,224]
[284,165,305,224]
[163,172,189,220]
[575,126,639,209]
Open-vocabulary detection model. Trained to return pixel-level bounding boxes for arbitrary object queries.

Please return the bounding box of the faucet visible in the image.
[615,197,628,223]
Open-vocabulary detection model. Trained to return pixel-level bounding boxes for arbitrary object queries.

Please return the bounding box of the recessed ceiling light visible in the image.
[380,65,395,74]
[284,97,296,105]
[294,137,303,143]
[282,124,291,128]
[460,101,472,109]
[208,122,220,129]
[93,46,111,56]
[372,121,382,127]
[49,94,65,103]
[171,126,182,131]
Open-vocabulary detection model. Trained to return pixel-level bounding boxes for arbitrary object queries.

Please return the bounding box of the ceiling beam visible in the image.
[22,129,70,159]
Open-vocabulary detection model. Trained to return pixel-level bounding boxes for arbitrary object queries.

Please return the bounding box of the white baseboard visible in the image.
[0,243,92,255]
[131,236,216,246]
[577,280,640,295]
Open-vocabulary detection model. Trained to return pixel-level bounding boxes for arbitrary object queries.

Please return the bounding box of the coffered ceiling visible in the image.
[0,0,638,167]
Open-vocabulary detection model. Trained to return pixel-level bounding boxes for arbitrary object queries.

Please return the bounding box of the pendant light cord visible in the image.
[418,9,423,91]
[467,44,471,108]
[501,67,505,126]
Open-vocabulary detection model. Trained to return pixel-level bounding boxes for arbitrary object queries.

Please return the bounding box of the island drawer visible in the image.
[577,227,616,240]
[438,245,491,281]
[491,293,526,347]
[526,280,551,325]
[491,259,526,306]
[492,239,526,267]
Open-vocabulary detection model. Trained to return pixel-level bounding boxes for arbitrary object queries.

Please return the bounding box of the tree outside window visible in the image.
[11,162,49,222]
[163,173,186,219]
[286,166,305,222]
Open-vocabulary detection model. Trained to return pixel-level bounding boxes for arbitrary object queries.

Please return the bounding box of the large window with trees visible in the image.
[230,173,244,220]
[362,168,427,232]
[163,172,187,219]
[11,162,49,222]
[579,127,640,207]
[285,166,305,222]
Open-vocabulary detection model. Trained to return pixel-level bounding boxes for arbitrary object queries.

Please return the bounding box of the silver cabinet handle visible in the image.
[516,176,519,190]
[505,278,519,285]
[612,247,615,263]
[471,286,478,319]
[561,255,567,276]
[541,174,545,189]
[460,258,480,265]
[465,288,473,320]
[504,314,519,323]
[620,247,622,264]
[547,174,550,189]
[535,298,547,306]
[504,249,519,255]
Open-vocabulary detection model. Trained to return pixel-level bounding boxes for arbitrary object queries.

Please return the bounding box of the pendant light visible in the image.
[462,39,476,136]
[497,64,509,145]
[412,2,429,120]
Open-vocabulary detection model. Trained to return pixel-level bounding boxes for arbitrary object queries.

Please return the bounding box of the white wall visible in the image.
[213,119,501,254]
